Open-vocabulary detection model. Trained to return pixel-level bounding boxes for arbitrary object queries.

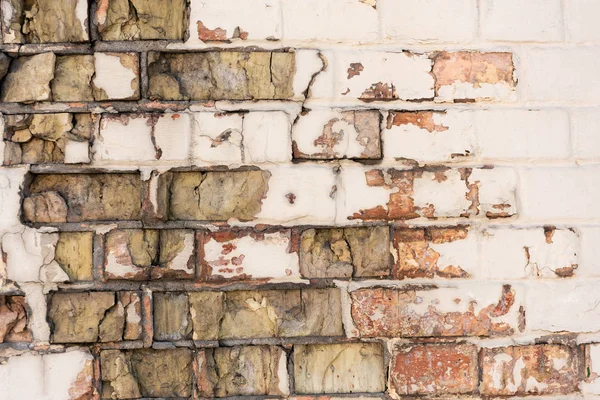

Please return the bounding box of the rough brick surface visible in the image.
[0,2,597,399]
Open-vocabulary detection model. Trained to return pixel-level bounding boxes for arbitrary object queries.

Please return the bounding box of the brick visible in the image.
[281,0,378,41]
[474,109,570,160]
[580,227,600,277]
[572,108,600,159]
[292,109,381,160]
[481,227,579,279]
[314,50,434,102]
[97,0,187,40]
[0,53,55,103]
[2,227,58,283]
[381,0,477,42]
[393,226,477,279]
[383,110,475,162]
[101,349,192,399]
[189,0,281,43]
[300,226,390,278]
[160,170,270,221]
[389,344,478,395]
[481,0,563,42]
[3,113,93,165]
[48,291,143,343]
[197,346,289,397]
[523,49,600,103]
[566,0,600,43]
[0,295,31,342]
[55,232,93,281]
[91,53,140,101]
[153,292,191,341]
[148,51,295,101]
[23,173,143,223]
[104,229,195,280]
[1,0,89,43]
[339,166,516,221]
[294,343,385,394]
[0,350,93,400]
[526,281,600,332]
[584,344,600,394]
[432,51,516,102]
[155,288,343,341]
[199,229,299,281]
[350,284,523,337]
[481,345,580,396]
[94,111,292,165]
[520,166,600,219]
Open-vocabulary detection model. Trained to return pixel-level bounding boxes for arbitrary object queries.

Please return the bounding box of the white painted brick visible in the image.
[572,108,600,159]
[294,50,328,99]
[281,0,378,41]
[254,165,337,225]
[520,166,600,219]
[380,0,477,43]
[94,115,160,162]
[469,168,517,218]
[526,281,600,332]
[522,48,600,103]
[566,0,600,43]
[584,344,600,394]
[201,230,300,281]
[93,53,138,100]
[2,228,58,283]
[412,169,471,217]
[0,350,93,400]
[243,111,292,163]
[192,113,244,164]
[0,353,44,399]
[293,109,381,159]
[481,0,563,42]
[579,227,600,277]
[0,167,26,232]
[474,109,571,160]
[315,51,434,102]
[188,0,281,43]
[64,140,90,164]
[482,227,579,279]
[383,110,475,162]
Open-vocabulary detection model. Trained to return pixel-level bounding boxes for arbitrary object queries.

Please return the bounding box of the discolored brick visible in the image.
[294,343,385,394]
[197,346,289,397]
[148,52,295,101]
[24,173,143,223]
[389,344,478,395]
[481,345,580,396]
[300,226,390,278]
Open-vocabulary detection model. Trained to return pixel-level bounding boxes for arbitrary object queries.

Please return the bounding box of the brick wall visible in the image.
[0,1,599,399]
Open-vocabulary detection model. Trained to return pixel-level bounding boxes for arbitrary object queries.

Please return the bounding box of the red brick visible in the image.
[390,344,478,395]
[481,345,580,396]
[350,284,522,338]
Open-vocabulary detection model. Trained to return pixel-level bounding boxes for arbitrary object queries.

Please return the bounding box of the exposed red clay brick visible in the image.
[390,344,478,395]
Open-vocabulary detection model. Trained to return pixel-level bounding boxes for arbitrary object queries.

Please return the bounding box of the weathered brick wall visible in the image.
[0,0,599,399]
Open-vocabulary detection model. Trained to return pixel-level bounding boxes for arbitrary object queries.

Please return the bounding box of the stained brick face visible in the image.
[0,1,597,399]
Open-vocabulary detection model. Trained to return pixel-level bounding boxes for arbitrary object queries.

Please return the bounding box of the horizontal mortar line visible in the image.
[24,159,600,174]
[3,100,600,115]
[5,40,600,54]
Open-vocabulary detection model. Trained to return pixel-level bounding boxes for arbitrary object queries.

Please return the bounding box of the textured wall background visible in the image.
[0,0,600,399]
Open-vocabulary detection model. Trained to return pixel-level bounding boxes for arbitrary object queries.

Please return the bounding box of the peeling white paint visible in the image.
[203,231,299,280]
[93,53,136,100]
[64,140,90,164]
[412,170,470,217]
[243,111,292,163]
[191,113,243,164]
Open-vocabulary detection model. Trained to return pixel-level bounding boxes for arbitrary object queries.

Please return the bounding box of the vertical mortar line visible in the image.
[376,0,385,42]
[140,51,149,99]
[475,0,483,44]
[89,0,99,43]
[561,0,568,44]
